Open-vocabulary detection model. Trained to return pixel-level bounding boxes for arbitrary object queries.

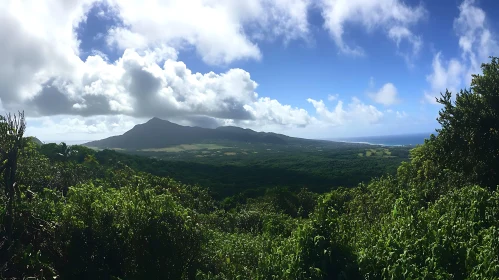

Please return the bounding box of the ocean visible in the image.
[44,133,435,147]
[329,132,435,147]
[40,140,89,145]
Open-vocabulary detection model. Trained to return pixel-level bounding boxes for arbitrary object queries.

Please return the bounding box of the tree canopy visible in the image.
[1,57,499,279]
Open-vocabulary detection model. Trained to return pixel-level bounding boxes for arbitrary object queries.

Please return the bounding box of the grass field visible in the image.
[84,141,411,198]
[141,143,229,152]
[360,148,394,157]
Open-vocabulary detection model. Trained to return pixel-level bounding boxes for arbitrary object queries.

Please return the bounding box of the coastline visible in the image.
[326,132,434,147]
[331,140,417,147]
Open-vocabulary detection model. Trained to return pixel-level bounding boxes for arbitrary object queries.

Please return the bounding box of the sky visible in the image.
[1,0,498,143]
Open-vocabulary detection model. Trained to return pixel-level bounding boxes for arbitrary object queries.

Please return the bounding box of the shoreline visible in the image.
[330,140,418,147]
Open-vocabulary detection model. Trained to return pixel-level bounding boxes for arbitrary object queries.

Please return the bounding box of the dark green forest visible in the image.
[89,143,410,199]
[1,57,499,279]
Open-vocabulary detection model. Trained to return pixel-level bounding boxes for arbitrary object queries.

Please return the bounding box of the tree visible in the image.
[0,112,26,264]
[428,56,499,190]
[57,142,73,162]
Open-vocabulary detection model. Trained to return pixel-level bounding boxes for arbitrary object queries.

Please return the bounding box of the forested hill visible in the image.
[2,57,499,280]
[84,117,314,149]
[25,136,43,146]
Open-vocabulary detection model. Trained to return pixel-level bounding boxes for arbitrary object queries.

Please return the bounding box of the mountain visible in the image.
[84,117,297,149]
[25,136,43,146]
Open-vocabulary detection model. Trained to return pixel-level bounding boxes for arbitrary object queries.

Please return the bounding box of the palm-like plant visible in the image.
[57,142,74,162]
[0,111,26,263]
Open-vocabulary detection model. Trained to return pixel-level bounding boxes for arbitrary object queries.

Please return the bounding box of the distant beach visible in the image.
[329,132,435,147]
[39,140,89,145]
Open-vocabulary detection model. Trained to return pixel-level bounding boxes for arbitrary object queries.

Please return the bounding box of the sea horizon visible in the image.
[38,140,89,145]
[327,132,436,147]
[40,132,436,147]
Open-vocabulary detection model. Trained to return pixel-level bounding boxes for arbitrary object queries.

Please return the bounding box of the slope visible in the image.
[84,117,310,149]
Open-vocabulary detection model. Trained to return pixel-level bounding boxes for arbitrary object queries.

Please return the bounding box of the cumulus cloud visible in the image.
[454,0,499,80]
[319,0,426,58]
[0,0,315,127]
[244,97,312,127]
[0,0,87,105]
[368,83,399,106]
[177,115,223,129]
[424,0,499,104]
[424,53,464,104]
[307,97,383,126]
[106,0,312,65]
[25,115,139,142]
[327,94,339,101]
[19,47,315,128]
[0,0,399,140]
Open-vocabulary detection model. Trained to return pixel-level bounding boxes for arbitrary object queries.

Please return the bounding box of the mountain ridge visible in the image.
[84,117,308,149]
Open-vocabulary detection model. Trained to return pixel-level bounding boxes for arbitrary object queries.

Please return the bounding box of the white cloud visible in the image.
[0,0,401,140]
[327,94,339,101]
[307,97,383,126]
[319,0,426,59]
[106,0,312,65]
[388,26,422,66]
[424,0,499,104]
[0,0,90,105]
[424,52,464,104]
[0,0,314,130]
[21,47,316,129]
[396,111,407,119]
[307,99,346,126]
[25,115,139,142]
[348,97,384,124]
[368,83,399,106]
[243,97,312,127]
[388,27,420,51]
[454,0,499,85]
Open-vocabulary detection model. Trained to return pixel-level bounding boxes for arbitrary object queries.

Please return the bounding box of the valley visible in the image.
[81,119,411,198]
[3,1,498,277]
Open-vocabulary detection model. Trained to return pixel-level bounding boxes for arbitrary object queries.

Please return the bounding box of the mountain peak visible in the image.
[147,117,166,123]
[85,119,291,149]
[143,117,180,127]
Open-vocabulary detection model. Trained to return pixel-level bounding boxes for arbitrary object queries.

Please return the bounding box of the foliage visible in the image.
[2,170,203,279]
[2,56,499,279]
[421,56,499,190]
[92,143,410,199]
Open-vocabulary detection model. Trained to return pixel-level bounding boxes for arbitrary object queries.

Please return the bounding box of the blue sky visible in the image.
[1,0,498,142]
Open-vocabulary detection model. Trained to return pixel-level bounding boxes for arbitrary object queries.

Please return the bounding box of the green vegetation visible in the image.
[360,148,392,157]
[1,57,499,279]
[89,142,410,198]
[141,143,229,152]
[84,117,290,150]
[358,148,394,158]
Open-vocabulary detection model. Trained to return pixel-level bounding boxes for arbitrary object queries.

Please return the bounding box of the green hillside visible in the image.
[84,117,295,149]
[1,57,499,279]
